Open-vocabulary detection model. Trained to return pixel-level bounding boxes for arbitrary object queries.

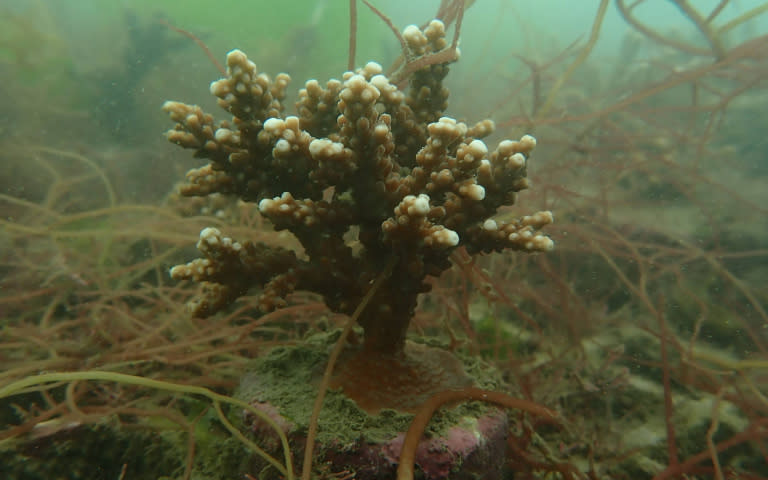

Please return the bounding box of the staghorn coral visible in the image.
[164,20,553,355]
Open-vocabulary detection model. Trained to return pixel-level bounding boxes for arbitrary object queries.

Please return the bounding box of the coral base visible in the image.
[330,342,475,414]
[238,337,510,479]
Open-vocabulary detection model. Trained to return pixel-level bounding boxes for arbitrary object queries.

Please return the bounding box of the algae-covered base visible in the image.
[238,330,511,479]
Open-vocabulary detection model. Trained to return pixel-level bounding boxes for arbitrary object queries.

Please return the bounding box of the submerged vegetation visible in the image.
[1,0,767,478]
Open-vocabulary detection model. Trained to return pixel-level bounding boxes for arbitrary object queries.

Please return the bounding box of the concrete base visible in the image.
[237,335,510,479]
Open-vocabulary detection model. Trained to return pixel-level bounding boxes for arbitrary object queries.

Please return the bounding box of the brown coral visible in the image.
[163,20,552,355]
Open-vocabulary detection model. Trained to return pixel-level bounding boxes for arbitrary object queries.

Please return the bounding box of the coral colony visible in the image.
[164,19,552,364]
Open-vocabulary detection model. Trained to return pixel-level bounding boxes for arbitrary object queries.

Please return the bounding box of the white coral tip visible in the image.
[370,74,389,90]
[520,134,537,149]
[364,61,383,75]
[199,227,221,241]
[468,139,488,157]
[403,25,421,41]
[263,117,285,136]
[464,184,486,201]
[408,194,431,216]
[435,228,459,247]
[483,219,498,231]
[226,49,247,65]
[309,138,344,157]
[274,139,291,155]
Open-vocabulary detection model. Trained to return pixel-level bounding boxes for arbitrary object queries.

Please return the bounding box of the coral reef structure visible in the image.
[163,19,553,358]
